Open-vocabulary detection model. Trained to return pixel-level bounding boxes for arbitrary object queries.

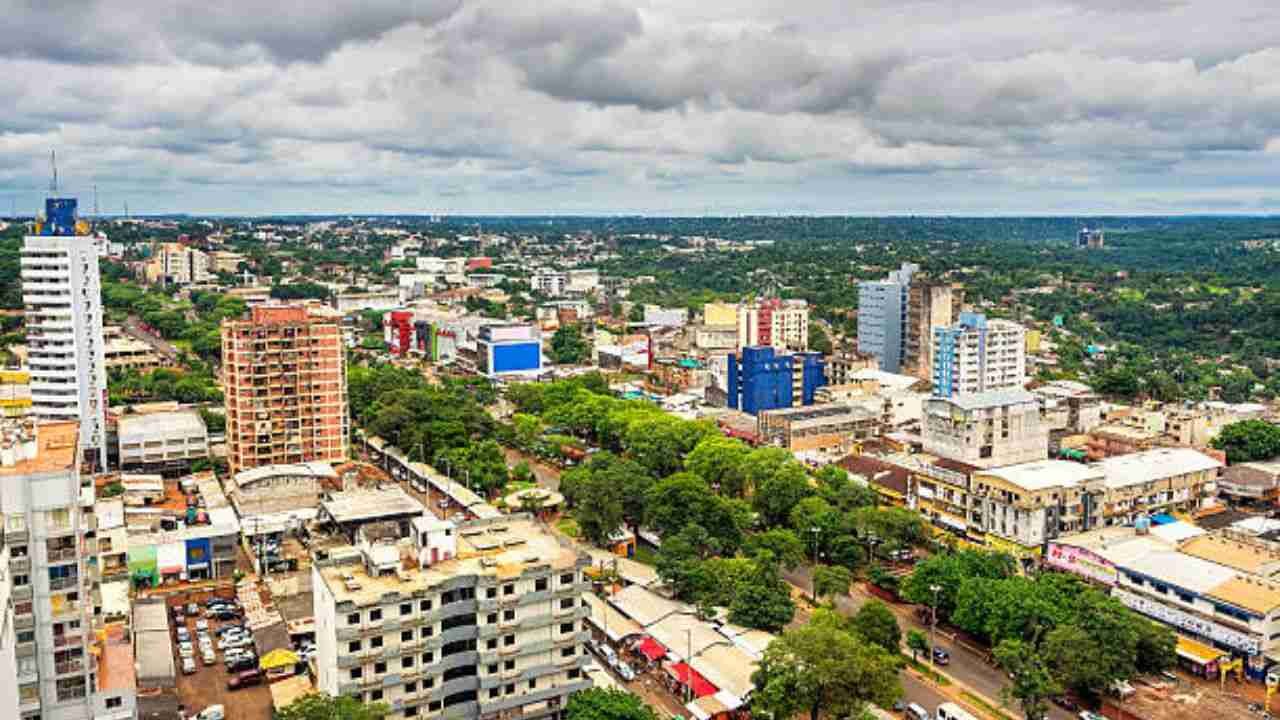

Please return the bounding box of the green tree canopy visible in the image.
[565,688,658,720]
[752,612,902,720]
[1211,419,1280,463]
[276,693,389,720]
[849,599,901,653]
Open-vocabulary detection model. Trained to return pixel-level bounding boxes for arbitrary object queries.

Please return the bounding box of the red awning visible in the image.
[637,636,668,661]
[668,662,718,698]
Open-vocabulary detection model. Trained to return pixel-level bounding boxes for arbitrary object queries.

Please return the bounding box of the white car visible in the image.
[178,642,194,658]
[195,620,209,632]
[615,661,635,681]
[196,705,225,720]
[202,649,217,666]
[182,657,197,675]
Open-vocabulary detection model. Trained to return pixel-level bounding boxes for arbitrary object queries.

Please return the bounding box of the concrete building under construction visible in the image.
[221,305,348,473]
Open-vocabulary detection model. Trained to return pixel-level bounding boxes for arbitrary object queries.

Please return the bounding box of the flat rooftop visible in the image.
[0,419,78,476]
[316,517,582,606]
[98,623,137,692]
[1095,447,1222,489]
[118,410,206,437]
[1179,533,1280,577]
[321,486,424,524]
[977,459,1104,492]
[1206,575,1280,616]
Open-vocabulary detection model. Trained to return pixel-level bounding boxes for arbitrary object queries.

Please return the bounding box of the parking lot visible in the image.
[167,596,273,720]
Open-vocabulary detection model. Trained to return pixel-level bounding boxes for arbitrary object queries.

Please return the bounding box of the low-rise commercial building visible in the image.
[116,409,209,471]
[757,403,879,453]
[1094,448,1222,525]
[1220,459,1280,507]
[970,460,1106,554]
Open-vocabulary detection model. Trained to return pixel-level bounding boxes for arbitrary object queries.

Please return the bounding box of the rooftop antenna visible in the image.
[49,150,58,193]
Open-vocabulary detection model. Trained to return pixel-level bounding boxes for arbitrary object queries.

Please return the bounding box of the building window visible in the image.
[504,635,515,646]
[559,623,574,634]
[370,609,383,621]
[561,647,574,657]
[349,641,361,652]
[350,668,363,679]
[568,668,581,679]
[560,598,574,609]
[406,681,417,693]
[421,626,433,638]
[375,662,387,674]
[486,587,497,599]
[489,688,500,699]
[369,689,383,701]
[535,578,548,592]
[487,613,498,624]
[504,684,514,695]
[503,584,515,596]
[401,603,412,616]
[402,657,414,669]
[488,664,498,674]
[528,678,537,689]
[105,697,123,709]
[503,609,515,621]
[487,639,497,650]
[371,637,383,648]
[347,612,361,625]
[402,630,413,642]
[420,600,432,612]
[421,652,433,664]
[504,660,515,671]
[560,572,574,585]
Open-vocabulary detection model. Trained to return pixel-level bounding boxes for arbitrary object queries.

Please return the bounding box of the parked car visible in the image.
[195,705,224,720]
[187,603,200,615]
[1051,696,1079,712]
[226,656,258,673]
[195,619,209,632]
[228,669,264,690]
[931,647,950,665]
[176,627,190,642]
[202,649,217,666]
[615,661,636,681]
[182,657,197,675]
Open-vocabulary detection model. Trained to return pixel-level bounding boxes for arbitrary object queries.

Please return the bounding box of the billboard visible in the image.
[492,342,541,374]
[1044,542,1119,586]
[1114,587,1260,655]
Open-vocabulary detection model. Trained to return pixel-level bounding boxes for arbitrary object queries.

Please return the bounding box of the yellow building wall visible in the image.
[1025,329,1042,354]
[702,302,739,326]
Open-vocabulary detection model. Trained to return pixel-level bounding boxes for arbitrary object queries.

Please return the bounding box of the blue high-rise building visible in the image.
[726,346,826,415]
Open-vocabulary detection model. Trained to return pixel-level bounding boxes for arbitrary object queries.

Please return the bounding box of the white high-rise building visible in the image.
[21,198,107,469]
[0,419,98,720]
[931,313,1027,398]
[857,263,918,373]
[0,523,19,720]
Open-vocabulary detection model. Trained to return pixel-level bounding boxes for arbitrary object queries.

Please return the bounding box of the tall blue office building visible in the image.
[726,346,826,415]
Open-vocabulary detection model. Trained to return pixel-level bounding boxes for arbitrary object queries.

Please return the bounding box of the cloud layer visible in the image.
[2,0,1279,215]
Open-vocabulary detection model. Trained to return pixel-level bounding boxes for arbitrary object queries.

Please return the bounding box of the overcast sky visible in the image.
[3,0,1279,216]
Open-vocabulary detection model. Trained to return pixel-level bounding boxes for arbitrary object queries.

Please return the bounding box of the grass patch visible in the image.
[634,546,659,566]
[555,518,580,538]
[962,691,1013,720]
[905,658,951,685]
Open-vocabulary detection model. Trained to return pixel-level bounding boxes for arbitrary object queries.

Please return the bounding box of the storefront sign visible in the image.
[1113,588,1260,655]
[1045,543,1118,586]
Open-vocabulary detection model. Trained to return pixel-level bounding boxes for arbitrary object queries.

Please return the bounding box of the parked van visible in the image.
[905,702,930,720]
[936,702,979,720]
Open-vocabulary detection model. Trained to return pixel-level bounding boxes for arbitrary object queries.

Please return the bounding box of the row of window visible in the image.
[343,573,579,626]
[356,668,583,713]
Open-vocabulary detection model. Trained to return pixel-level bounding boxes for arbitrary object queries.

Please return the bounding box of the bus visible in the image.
[936,702,980,720]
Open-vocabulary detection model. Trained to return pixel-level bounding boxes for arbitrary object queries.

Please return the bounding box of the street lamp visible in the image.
[929,583,941,670]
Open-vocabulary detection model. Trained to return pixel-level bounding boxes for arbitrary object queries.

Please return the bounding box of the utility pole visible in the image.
[929,583,941,670]
[809,526,820,603]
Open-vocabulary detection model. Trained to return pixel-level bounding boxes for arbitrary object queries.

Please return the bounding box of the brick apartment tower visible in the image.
[221,305,349,473]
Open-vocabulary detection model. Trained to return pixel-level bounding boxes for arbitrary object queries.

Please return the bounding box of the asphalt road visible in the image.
[784,564,1074,720]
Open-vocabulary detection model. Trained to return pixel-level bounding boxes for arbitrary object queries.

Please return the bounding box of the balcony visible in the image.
[10,556,30,573]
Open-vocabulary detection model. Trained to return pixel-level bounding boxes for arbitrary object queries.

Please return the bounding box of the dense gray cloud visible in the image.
[1,0,1279,214]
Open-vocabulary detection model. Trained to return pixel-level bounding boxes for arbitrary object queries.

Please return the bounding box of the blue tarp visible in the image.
[1150,513,1177,525]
